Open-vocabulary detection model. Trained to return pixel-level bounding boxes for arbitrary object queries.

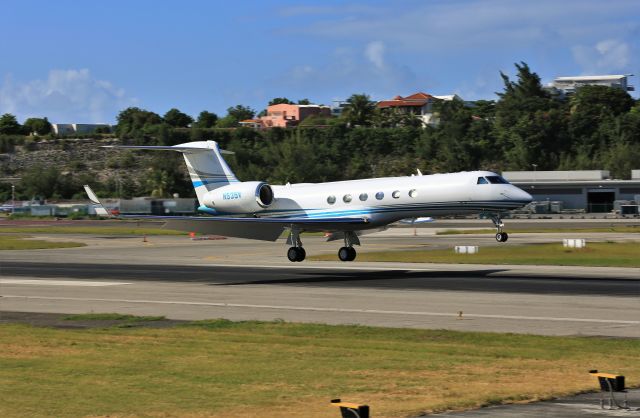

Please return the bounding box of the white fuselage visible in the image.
[231,170,532,229]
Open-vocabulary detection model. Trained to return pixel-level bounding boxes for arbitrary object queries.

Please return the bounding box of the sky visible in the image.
[1,0,639,124]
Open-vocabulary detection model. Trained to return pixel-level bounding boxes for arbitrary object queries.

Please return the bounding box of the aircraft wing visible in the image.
[147,215,368,241]
[84,185,368,241]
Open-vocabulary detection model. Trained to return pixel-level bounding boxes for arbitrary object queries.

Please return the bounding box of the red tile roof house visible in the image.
[376,92,439,126]
[259,103,331,128]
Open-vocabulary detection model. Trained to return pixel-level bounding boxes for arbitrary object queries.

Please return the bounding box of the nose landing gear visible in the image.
[491,214,509,242]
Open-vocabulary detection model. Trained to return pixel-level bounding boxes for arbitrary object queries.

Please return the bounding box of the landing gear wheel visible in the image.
[495,233,503,242]
[500,232,509,242]
[287,247,306,262]
[296,247,306,261]
[338,246,355,262]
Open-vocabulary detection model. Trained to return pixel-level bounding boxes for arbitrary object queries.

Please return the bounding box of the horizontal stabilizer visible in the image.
[102,145,235,154]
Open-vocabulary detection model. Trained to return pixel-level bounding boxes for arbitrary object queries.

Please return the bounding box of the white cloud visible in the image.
[276,45,419,101]
[365,41,385,70]
[0,69,137,123]
[573,39,631,73]
[289,0,640,52]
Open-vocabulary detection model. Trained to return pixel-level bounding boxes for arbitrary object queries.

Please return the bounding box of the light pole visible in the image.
[532,164,538,182]
[0,177,21,215]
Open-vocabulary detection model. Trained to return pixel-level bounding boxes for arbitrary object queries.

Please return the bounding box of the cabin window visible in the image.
[343,194,352,203]
[409,189,418,198]
[327,195,336,204]
[392,190,401,199]
[486,176,509,184]
[477,177,488,184]
[375,192,384,200]
[359,193,368,201]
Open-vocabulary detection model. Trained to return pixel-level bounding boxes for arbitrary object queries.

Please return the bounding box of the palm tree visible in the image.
[343,94,376,127]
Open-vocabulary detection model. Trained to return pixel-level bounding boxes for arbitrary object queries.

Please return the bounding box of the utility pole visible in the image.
[532,164,538,182]
[0,178,21,215]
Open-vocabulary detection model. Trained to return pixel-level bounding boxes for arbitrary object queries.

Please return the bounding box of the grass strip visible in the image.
[0,320,637,418]
[0,226,184,235]
[63,313,165,322]
[310,242,640,267]
[0,235,85,250]
[436,225,640,235]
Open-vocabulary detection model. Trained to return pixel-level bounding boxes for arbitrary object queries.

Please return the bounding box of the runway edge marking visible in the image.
[2,295,638,325]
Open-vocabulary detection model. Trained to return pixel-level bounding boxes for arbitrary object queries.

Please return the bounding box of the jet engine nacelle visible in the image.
[202,181,274,213]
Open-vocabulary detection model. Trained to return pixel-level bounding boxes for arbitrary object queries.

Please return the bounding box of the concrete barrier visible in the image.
[455,246,479,254]
[563,239,586,248]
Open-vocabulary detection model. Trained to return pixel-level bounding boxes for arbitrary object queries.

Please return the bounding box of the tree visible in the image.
[493,62,563,170]
[570,85,634,116]
[0,113,22,135]
[163,108,194,128]
[115,107,163,137]
[497,62,549,100]
[342,94,376,127]
[194,110,218,128]
[20,164,60,199]
[227,105,255,121]
[470,100,496,119]
[217,105,256,128]
[372,108,422,128]
[268,97,292,106]
[23,117,52,135]
[297,98,311,105]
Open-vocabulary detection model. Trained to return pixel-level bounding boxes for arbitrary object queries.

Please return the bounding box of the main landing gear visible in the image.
[286,228,306,262]
[338,231,359,262]
[338,246,356,261]
[285,229,360,262]
[287,246,306,262]
[491,214,509,242]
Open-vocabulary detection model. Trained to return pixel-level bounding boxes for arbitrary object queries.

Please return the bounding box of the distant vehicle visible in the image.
[0,203,15,213]
[85,141,532,262]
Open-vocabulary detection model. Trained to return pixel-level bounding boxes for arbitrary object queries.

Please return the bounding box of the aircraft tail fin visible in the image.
[84,185,113,217]
[103,141,237,206]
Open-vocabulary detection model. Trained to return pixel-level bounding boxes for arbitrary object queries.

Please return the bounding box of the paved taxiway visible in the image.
[1,225,638,337]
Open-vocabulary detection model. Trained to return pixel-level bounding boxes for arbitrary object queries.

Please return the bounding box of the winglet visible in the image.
[84,185,112,217]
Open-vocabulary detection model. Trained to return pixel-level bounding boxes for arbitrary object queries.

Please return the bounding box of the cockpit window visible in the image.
[486,176,509,184]
[477,177,488,184]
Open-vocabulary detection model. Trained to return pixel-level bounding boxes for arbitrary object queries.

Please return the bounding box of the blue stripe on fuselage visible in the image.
[196,200,530,219]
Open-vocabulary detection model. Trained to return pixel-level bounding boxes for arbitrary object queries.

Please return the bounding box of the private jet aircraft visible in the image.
[85,140,532,262]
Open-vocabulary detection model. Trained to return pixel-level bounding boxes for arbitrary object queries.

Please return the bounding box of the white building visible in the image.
[51,123,112,135]
[502,170,640,213]
[548,74,634,96]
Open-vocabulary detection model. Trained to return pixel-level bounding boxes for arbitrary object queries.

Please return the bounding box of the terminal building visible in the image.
[502,170,640,214]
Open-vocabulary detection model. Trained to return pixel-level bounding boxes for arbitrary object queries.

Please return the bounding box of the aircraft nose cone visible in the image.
[518,188,533,203]
[505,186,532,203]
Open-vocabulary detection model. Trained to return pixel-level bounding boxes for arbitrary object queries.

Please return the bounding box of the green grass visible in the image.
[310,242,640,267]
[436,225,640,235]
[0,226,184,235]
[0,235,85,250]
[0,320,637,418]
[63,313,165,322]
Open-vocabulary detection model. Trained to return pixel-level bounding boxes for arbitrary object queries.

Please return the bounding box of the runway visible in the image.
[2,260,638,337]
